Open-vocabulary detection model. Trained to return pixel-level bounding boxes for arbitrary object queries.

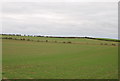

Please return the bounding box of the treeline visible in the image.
[1,34,22,36]
[1,34,42,37]
[84,37,120,42]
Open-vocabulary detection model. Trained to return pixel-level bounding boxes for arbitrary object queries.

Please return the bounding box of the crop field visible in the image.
[2,35,118,79]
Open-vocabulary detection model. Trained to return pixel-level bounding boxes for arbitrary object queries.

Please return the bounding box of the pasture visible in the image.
[2,35,118,79]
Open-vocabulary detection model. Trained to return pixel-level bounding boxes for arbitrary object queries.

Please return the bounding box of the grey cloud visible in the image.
[2,2,118,39]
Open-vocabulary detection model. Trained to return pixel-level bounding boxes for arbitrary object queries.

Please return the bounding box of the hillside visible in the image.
[2,34,118,79]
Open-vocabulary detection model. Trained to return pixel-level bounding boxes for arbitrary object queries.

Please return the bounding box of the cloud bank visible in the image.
[2,2,118,39]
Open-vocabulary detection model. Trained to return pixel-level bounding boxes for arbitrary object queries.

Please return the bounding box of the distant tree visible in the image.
[23,38,25,40]
[54,41,57,43]
[16,34,21,36]
[24,35,26,37]
[46,40,48,42]
[112,43,116,46]
[67,41,72,43]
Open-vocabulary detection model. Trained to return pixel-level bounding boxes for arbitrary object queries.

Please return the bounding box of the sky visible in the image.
[2,1,118,39]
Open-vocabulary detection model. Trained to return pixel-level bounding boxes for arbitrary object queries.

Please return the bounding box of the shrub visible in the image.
[46,40,48,42]
[54,41,57,43]
[112,43,116,46]
[67,41,72,43]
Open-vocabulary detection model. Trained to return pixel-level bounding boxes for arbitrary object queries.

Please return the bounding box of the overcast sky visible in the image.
[2,2,118,39]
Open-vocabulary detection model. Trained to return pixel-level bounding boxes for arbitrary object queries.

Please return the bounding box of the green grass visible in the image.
[95,38,120,42]
[2,36,118,79]
[2,35,119,45]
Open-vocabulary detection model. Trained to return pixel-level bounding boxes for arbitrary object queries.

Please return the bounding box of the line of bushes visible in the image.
[1,34,119,42]
[1,37,72,44]
[1,37,118,46]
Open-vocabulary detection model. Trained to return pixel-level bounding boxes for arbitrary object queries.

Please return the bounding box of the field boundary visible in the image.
[1,37,119,46]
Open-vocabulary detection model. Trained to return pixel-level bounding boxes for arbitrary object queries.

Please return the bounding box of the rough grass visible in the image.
[95,38,120,42]
[2,37,118,79]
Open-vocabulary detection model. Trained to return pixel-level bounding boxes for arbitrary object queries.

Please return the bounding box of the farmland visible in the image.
[2,35,118,79]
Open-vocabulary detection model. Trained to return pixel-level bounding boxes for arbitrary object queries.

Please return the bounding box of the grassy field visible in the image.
[2,36,118,79]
